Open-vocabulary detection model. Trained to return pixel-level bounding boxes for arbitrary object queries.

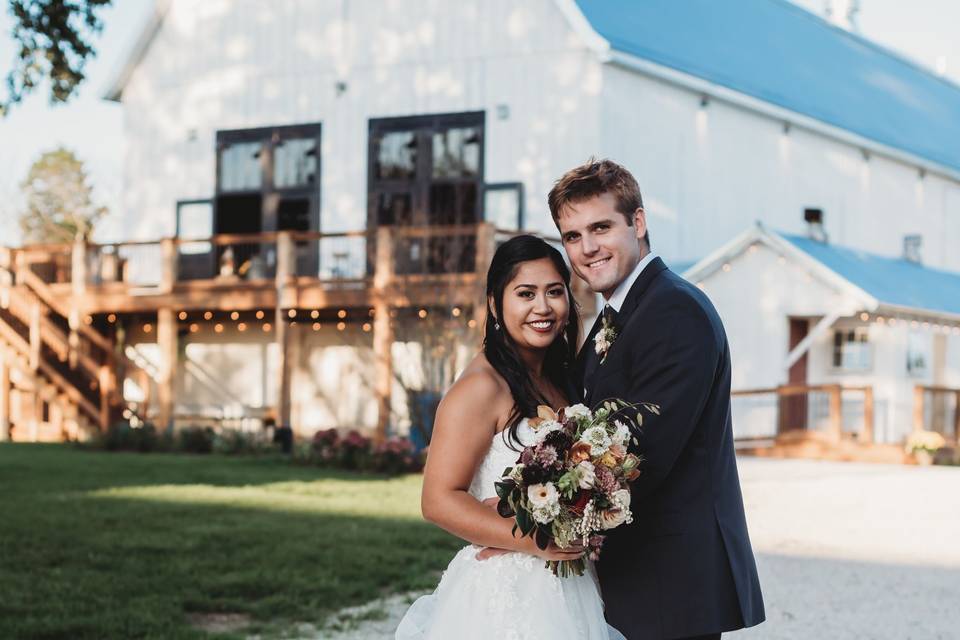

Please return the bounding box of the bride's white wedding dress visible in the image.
[395,419,625,640]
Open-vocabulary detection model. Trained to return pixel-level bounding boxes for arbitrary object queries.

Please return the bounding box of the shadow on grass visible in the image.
[0,444,460,640]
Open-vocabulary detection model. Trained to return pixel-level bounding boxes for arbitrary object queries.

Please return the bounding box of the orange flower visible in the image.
[609,444,627,462]
[568,441,592,464]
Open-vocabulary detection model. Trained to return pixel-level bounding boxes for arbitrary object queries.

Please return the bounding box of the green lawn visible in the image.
[0,444,462,639]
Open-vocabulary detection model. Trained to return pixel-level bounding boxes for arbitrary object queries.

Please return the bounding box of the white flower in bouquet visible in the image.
[532,419,563,444]
[577,461,597,489]
[580,426,613,456]
[612,488,631,511]
[527,482,559,508]
[612,420,631,446]
[601,507,629,530]
[565,403,592,420]
[533,501,561,524]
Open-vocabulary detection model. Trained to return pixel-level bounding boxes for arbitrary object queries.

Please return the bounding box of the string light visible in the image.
[312,322,321,331]
[230,311,239,321]
[311,310,319,319]
[338,309,347,319]
[107,314,116,323]
[418,309,428,319]
[368,308,375,317]
[203,311,213,320]
[214,323,224,333]
[859,312,869,322]
[876,317,886,325]
[238,322,247,332]
[288,309,297,319]
[190,323,199,333]
[468,319,477,329]
[263,323,272,332]
[178,311,187,320]
[143,323,153,333]
[337,322,346,331]
[256,310,265,320]
[362,323,372,332]
[84,315,93,325]
[452,307,461,317]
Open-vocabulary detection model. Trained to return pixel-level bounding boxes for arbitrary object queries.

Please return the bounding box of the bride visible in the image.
[396,235,624,639]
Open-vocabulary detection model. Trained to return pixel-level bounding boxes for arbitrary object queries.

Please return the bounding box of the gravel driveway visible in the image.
[325,458,960,639]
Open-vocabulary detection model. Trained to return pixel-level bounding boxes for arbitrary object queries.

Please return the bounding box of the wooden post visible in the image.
[913,385,925,433]
[828,384,842,442]
[275,232,294,430]
[156,309,177,431]
[68,238,87,370]
[473,223,496,329]
[954,391,960,442]
[160,238,178,294]
[0,352,10,441]
[98,365,111,431]
[28,299,41,372]
[373,227,395,441]
[861,386,874,444]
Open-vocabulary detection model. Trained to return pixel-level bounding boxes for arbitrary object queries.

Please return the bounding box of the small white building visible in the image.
[686,223,960,445]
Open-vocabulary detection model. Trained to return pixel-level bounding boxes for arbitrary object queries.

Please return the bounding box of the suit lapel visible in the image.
[615,257,669,327]
[581,257,670,404]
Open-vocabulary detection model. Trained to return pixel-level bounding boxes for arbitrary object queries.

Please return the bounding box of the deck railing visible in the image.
[732,384,875,444]
[6,224,536,289]
[913,385,960,442]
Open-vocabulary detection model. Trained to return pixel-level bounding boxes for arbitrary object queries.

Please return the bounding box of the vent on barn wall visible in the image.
[804,208,828,243]
[903,234,923,264]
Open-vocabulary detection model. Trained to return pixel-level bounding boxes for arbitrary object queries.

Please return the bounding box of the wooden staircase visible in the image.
[0,260,151,442]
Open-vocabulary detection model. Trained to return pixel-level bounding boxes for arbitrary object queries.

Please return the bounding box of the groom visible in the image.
[550,160,765,639]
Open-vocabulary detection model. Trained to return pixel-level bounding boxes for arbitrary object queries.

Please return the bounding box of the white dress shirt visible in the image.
[605,252,659,312]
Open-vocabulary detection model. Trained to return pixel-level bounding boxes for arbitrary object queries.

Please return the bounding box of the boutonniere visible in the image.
[594,314,618,364]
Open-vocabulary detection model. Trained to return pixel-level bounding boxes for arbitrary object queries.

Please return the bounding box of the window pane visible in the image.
[274,137,318,188]
[219,141,262,191]
[177,201,213,255]
[432,126,480,178]
[430,183,477,225]
[376,131,417,180]
[377,192,413,225]
[485,186,521,230]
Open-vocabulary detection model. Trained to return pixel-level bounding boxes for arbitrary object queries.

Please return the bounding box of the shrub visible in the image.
[308,428,423,474]
[213,428,272,455]
[98,422,170,453]
[177,426,215,454]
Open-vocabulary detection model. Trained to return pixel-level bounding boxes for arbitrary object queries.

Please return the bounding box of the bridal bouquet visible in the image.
[494,400,659,577]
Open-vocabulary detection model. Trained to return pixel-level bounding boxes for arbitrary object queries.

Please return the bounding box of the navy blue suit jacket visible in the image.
[576,258,765,639]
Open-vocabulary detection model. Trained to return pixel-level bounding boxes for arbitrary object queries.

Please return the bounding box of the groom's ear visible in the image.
[633,207,647,242]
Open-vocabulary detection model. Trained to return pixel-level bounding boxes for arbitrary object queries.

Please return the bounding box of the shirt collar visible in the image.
[605,252,659,312]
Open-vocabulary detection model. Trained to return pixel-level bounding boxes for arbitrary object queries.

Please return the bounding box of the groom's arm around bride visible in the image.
[551,160,765,640]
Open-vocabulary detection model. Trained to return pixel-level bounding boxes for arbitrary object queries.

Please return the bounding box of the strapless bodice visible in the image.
[467,419,533,501]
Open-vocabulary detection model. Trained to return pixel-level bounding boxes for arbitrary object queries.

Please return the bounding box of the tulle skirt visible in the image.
[395,545,625,640]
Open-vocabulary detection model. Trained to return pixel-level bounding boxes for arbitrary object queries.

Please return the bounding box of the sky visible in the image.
[0,0,958,245]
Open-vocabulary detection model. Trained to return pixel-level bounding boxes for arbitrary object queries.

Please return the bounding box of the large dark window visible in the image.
[214,123,321,277]
[368,112,484,273]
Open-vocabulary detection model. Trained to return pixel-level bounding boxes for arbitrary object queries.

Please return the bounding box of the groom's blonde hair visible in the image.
[548,158,649,248]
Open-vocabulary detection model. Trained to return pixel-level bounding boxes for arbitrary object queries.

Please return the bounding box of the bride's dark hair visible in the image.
[483,235,580,446]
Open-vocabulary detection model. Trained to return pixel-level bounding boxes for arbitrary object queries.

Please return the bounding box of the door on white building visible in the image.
[367,111,484,274]
[781,318,809,432]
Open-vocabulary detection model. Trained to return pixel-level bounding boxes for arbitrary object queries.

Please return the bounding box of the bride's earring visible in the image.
[494,321,501,331]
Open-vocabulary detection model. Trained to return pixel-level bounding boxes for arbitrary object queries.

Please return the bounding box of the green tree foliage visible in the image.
[1,0,112,116]
[19,146,106,243]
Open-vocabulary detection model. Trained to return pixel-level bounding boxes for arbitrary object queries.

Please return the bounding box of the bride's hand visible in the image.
[534,541,585,562]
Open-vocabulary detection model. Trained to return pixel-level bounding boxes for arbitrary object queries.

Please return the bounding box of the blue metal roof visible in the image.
[782,234,960,316]
[575,0,960,174]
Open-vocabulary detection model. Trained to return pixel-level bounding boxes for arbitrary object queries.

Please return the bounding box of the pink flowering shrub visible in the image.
[308,428,424,474]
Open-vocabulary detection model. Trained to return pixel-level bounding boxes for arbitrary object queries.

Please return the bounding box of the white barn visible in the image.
[81,0,960,442]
